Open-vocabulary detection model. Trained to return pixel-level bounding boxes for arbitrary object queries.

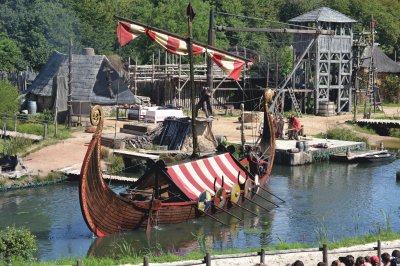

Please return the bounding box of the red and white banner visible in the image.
[207,50,245,80]
[117,22,146,46]
[117,21,247,80]
[146,30,205,56]
[166,153,248,200]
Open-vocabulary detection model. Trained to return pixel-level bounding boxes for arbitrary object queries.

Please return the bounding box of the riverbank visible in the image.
[125,239,400,266]
[4,235,400,266]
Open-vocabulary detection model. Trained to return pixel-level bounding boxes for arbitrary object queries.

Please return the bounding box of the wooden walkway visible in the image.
[56,165,137,182]
[112,149,160,161]
[333,149,388,161]
[1,130,43,141]
[356,119,400,128]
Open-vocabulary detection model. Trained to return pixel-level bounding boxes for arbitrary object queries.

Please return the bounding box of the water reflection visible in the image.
[0,159,399,261]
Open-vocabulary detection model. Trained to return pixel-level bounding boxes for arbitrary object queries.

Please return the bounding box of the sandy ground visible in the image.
[22,118,127,176]
[21,107,400,177]
[213,106,400,148]
[122,240,400,266]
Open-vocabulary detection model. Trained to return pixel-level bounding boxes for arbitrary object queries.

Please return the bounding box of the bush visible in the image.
[0,80,20,115]
[381,75,400,103]
[108,155,125,174]
[325,128,368,143]
[0,226,37,261]
[2,137,33,155]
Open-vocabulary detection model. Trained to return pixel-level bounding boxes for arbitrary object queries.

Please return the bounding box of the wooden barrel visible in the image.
[27,100,37,115]
[318,102,335,117]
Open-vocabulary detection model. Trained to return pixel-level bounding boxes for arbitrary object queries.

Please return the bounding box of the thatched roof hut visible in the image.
[27,50,139,115]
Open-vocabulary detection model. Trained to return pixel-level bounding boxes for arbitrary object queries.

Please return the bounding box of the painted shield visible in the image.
[197,191,212,212]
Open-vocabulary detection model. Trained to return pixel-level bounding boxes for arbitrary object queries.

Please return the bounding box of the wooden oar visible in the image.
[230,183,258,216]
[253,193,279,208]
[198,190,228,226]
[213,187,242,221]
[146,190,155,239]
[231,202,259,216]
[243,196,272,212]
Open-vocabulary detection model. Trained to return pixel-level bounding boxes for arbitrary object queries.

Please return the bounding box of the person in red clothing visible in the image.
[288,114,302,140]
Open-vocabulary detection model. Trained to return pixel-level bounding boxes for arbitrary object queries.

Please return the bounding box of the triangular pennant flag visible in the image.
[117,22,146,46]
[207,50,245,80]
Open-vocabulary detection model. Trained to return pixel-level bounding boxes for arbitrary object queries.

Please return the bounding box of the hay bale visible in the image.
[242,112,262,123]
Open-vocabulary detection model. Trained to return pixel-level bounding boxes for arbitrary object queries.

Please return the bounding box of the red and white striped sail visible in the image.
[117,22,146,46]
[207,49,245,80]
[116,21,247,80]
[166,153,248,200]
[146,30,205,56]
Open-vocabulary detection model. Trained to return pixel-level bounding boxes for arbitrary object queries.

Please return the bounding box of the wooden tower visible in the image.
[289,7,357,114]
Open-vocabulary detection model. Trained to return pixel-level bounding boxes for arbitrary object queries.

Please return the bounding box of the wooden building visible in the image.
[289,7,357,114]
[27,50,140,116]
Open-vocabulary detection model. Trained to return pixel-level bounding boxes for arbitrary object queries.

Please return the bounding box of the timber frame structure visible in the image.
[126,7,365,116]
[289,7,357,115]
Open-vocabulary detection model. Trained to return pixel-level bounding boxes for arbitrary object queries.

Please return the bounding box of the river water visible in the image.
[0,159,399,261]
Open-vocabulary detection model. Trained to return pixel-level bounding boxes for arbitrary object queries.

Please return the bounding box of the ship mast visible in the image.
[187,1,199,158]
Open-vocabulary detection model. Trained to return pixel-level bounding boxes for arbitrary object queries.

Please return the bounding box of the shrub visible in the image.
[0,80,20,115]
[108,155,124,174]
[325,128,368,143]
[2,137,32,156]
[0,226,37,261]
[381,75,400,103]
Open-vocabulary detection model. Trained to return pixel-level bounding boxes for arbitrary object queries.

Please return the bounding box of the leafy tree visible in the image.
[0,33,25,71]
[380,75,400,103]
[0,80,20,115]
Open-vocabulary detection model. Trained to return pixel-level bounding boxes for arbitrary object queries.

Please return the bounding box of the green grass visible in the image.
[352,124,377,135]
[2,231,400,266]
[383,103,400,107]
[317,127,368,143]
[0,138,33,155]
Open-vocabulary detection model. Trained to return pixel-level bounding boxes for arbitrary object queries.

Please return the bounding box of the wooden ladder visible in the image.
[287,87,302,117]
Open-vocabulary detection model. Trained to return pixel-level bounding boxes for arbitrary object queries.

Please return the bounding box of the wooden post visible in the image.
[54,107,58,138]
[43,123,48,139]
[143,255,149,266]
[187,1,199,158]
[13,115,17,132]
[206,10,215,100]
[204,252,211,266]
[375,239,381,260]
[322,244,328,265]
[67,39,73,128]
[240,103,245,155]
[76,259,81,266]
[259,248,265,264]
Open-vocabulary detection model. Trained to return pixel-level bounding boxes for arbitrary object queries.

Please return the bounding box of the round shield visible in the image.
[230,184,241,204]
[90,105,103,126]
[197,191,212,212]
[244,179,255,199]
[214,188,226,208]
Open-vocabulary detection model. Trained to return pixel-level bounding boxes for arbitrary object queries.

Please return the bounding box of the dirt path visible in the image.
[22,131,92,177]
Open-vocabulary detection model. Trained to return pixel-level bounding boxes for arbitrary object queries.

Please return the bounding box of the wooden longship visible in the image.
[79,91,275,237]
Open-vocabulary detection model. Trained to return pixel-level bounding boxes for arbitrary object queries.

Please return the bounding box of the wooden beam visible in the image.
[215,26,334,35]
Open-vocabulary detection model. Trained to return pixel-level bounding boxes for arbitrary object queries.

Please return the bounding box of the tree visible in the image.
[0,80,20,115]
[0,33,25,71]
[380,75,400,103]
